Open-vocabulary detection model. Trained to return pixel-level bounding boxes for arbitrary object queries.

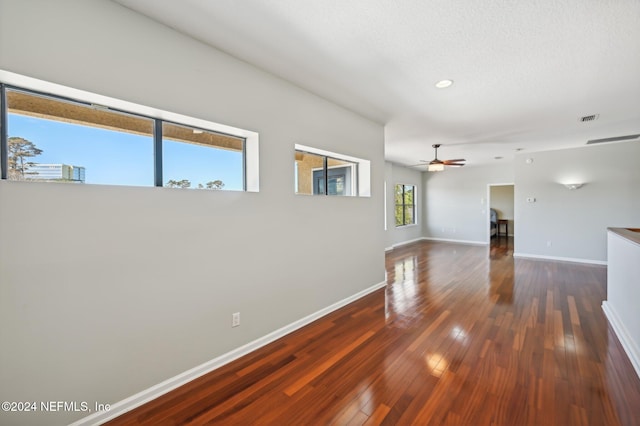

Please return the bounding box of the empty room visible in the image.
[1,1,639,425]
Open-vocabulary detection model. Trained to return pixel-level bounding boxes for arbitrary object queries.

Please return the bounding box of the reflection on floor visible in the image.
[490,234,513,257]
[108,240,640,425]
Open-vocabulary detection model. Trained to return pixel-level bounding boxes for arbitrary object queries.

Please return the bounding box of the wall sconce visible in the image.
[563,183,583,190]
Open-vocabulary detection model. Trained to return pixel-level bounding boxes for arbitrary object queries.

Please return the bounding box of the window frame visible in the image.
[294,144,370,197]
[0,70,259,191]
[395,183,417,227]
[3,85,157,185]
[313,162,355,195]
[310,156,357,196]
[161,120,247,191]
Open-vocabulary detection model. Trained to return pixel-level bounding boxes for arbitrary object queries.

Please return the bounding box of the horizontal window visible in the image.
[294,145,370,197]
[0,72,259,192]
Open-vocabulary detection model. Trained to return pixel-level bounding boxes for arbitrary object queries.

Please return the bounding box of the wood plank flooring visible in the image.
[107,239,640,425]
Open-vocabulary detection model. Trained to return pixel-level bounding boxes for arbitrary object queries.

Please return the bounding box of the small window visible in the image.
[295,149,358,196]
[162,122,244,190]
[5,89,154,186]
[395,184,416,226]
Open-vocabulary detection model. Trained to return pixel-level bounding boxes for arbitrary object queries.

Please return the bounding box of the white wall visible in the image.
[384,162,423,249]
[490,185,514,235]
[514,141,640,263]
[423,163,514,244]
[0,1,385,425]
[603,231,640,378]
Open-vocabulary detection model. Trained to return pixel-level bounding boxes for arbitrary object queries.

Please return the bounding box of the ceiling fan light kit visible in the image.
[428,163,445,172]
[564,183,584,190]
[424,144,466,171]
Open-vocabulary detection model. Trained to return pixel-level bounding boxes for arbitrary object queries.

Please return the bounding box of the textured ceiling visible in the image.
[115,0,640,168]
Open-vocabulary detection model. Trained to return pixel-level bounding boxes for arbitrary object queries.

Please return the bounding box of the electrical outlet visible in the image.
[547,241,552,247]
[232,312,240,327]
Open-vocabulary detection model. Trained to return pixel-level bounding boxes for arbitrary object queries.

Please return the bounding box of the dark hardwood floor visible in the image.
[108,238,640,425]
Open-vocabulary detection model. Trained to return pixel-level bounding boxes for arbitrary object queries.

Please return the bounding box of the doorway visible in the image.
[487,183,514,247]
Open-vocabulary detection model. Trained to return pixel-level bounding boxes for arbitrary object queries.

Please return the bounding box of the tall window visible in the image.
[1,83,250,191]
[395,184,416,226]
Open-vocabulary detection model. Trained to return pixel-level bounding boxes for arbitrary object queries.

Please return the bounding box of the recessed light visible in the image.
[435,79,453,89]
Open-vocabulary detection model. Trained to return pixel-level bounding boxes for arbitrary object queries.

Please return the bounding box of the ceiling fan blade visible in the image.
[424,145,465,168]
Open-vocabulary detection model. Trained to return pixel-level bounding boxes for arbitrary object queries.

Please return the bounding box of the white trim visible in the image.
[395,223,419,229]
[386,237,487,250]
[486,182,515,244]
[244,134,260,192]
[422,237,488,246]
[513,252,607,266]
[295,144,363,165]
[383,180,387,231]
[602,301,640,380]
[390,237,425,249]
[70,280,387,426]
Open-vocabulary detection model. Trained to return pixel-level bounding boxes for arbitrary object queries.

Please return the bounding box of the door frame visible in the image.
[486,183,515,244]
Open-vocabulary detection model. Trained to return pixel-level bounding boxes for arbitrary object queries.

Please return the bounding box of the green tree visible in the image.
[166,179,191,188]
[395,184,414,226]
[206,180,224,190]
[395,184,404,226]
[165,179,225,189]
[8,137,43,180]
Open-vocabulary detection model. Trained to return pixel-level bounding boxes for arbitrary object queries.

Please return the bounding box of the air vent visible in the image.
[579,114,599,122]
[587,134,640,145]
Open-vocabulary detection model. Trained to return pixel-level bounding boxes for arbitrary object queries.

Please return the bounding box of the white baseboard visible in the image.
[602,301,640,380]
[513,252,607,266]
[388,237,425,250]
[422,237,487,246]
[387,237,489,250]
[71,281,387,426]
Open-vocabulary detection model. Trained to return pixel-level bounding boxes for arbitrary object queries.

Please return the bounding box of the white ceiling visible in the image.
[115,0,640,168]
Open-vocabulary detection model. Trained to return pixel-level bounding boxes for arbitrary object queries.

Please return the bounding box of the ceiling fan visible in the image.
[413,144,466,171]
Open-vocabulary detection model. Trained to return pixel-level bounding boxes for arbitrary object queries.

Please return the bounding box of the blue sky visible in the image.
[9,114,244,190]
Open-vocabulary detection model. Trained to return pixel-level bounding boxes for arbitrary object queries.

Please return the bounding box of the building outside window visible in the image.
[23,163,86,183]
